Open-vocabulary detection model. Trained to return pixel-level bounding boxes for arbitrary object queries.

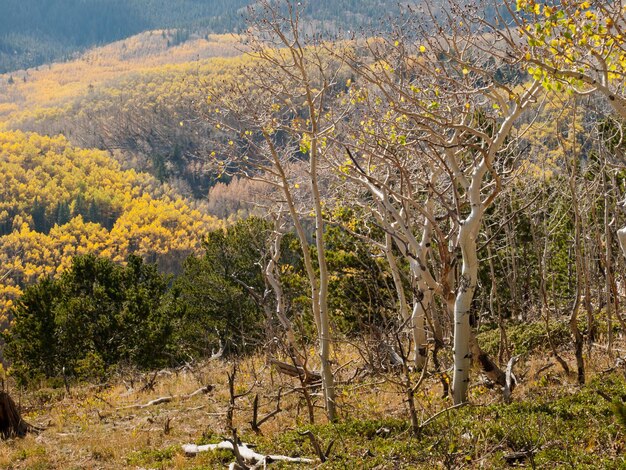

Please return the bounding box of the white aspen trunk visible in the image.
[412,289,431,369]
[618,227,626,260]
[386,226,430,370]
[450,83,539,404]
[262,130,336,421]
[452,213,481,404]
[412,199,435,369]
[372,187,439,370]
[310,136,337,422]
[450,147,485,403]
[265,230,302,363]
[385,232,411,323]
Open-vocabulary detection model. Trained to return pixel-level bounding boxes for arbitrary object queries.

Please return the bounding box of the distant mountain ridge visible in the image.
[0,0,408,74]
[0,0,249,73]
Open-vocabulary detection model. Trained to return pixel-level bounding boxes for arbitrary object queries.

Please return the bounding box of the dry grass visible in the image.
[1,339,625,469]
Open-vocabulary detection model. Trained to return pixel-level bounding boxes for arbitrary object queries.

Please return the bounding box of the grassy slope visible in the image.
[3,334,625,469]
[0,31,241,125]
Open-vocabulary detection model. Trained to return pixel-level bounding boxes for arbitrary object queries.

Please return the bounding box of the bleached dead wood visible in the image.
[185,385,214,398]
[182,441,314,466]
[503,355,520,404]
[118,385,213,410]
[119,396,172,409]
[269,358,321,384]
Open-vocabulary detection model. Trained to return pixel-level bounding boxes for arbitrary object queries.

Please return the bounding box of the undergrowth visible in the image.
[2,328,626,468]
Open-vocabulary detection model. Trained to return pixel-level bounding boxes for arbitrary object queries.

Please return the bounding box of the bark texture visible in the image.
[0,392,33,439]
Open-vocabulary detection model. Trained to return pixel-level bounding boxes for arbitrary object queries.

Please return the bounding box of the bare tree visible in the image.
[333,1,541,403]
[203,0,353,421]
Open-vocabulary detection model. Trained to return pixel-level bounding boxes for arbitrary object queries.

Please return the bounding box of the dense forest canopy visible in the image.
[0,130,221,320]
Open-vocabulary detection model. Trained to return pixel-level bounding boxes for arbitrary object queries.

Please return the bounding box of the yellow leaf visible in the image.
[419,45,426,53]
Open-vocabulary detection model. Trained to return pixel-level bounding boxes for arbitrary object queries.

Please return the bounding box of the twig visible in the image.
[298,430,332,463]
[533,362,555,379]
[250,389,282,434]
[419,402,468,430]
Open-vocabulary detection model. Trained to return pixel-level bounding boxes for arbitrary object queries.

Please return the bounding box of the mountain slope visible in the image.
[0,0,250,73]
[0,31,247,197]
[0,130,221,321]
[0,0,418,73]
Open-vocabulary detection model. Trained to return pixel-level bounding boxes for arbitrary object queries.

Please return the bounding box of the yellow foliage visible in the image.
[0,131,222,324]
[0,32,242,126]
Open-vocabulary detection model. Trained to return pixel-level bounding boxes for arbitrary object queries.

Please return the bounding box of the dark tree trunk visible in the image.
[0,392,34,439]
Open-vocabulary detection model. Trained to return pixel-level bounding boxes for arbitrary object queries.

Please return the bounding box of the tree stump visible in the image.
[0,391,33,438]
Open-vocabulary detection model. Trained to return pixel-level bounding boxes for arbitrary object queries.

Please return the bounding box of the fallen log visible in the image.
[121,396,173,409]
[269,358,321,384]
[182,440,314,466]
[185,385,214,399]
[118,385,214,410]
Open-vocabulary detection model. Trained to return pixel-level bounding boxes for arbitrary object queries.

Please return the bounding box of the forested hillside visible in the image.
[0,0,249,73]
[0,130,220,321]
[0,34,247,197]
[2,0,626,468]
[0,0,411,73]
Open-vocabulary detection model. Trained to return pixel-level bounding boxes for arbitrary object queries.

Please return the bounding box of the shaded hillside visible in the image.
[0,0,250,73]
[0,0,416,73]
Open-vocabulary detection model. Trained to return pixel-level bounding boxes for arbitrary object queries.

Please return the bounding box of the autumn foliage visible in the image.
[0,130,221,322]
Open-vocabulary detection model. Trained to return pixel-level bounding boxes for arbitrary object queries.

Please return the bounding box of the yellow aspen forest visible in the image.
[0,31,251,197]
[0,130,221,322]
[0,31,241,124]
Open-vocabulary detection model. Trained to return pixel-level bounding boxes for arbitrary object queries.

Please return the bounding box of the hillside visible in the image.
[0,0,250,73]
[0,32,249,198]
[2,339,626,469]
[0,32,241,119]
[1,0,626,468]
[0,0,415,74]
[0,130,221,322]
